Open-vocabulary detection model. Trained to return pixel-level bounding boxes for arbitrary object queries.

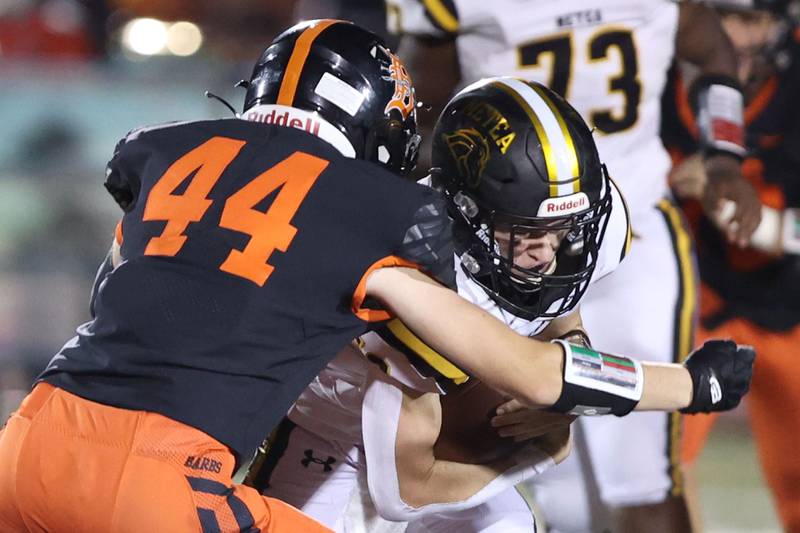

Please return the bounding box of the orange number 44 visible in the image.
[142,136,329,286]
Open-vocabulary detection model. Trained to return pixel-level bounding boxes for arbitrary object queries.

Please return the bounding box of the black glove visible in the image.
[680,339,755,414]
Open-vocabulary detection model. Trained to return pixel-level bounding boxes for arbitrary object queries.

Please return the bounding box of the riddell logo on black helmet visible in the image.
[538,192,589,217]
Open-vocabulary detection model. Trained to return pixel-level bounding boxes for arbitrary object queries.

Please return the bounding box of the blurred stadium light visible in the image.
[120,17,203,57]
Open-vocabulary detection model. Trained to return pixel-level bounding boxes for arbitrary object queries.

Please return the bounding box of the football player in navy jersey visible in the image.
[0,19,754,533]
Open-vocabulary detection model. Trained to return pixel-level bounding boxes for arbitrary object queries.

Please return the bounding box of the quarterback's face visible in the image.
[494,225,567,273]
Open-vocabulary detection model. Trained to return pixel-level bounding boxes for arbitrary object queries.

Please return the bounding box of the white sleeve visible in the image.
[361,367,557,522]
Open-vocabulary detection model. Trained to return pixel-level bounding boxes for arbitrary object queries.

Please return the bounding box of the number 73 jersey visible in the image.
[39,118,454,465]
[390,0,679,215]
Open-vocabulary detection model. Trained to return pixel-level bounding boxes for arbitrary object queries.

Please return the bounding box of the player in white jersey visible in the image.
[386,1,763,531]
[245,78,754,533]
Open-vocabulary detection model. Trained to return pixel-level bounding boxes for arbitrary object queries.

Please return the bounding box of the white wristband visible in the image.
[696,82,746,158]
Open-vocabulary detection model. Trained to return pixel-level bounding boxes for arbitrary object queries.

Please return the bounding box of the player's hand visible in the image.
[703,154,762,247]
[669,153,707,200]
[680,339,755,414]
[492,400,576,442]
[529,426,572,465]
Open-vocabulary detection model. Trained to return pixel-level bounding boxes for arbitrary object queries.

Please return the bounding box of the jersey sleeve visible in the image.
[387,0,461,38]
[362,320,469,394]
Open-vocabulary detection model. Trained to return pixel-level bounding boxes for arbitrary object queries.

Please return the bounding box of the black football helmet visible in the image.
[242,19,420,175]
[432,78,613,320]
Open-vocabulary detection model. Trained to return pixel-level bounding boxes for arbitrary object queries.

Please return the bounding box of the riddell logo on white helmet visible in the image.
[245,107,321,136]
[242,104,357,158]
[538,192,589,217]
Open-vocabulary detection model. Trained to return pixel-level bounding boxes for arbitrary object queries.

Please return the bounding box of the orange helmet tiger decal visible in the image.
[382,49,416,120]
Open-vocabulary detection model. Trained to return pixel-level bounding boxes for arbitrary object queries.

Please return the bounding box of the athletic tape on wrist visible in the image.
[743,205,800,255]
[691,74,746,159]
[549,339,643,417]
[750,205,781,252]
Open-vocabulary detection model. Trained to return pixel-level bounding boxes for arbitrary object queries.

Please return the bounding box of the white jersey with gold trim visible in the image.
[286,176,630,445]
[389,0,679,218]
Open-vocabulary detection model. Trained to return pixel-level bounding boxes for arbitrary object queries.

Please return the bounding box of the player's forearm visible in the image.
[393,382,518,508]
[637,362,693,411]
[367,267,563,407]
[368,268,745,416]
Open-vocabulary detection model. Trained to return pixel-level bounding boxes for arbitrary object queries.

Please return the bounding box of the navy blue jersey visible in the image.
[40,118,454,464]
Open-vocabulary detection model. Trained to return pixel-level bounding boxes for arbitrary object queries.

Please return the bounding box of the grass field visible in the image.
[696,417,781,532]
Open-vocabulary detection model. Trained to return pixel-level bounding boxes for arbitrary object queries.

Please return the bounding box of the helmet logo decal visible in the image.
[461,100,516,154]
[443,127,491,187]
[381,49,416,120]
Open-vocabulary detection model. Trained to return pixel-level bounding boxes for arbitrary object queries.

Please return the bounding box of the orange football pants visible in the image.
[0,383,332,533]
[682,286,800,533]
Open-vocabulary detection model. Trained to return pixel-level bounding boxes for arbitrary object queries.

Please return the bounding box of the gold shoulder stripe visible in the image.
[422,0,459,33]
[277,19,339,107]
[386,319,469,385]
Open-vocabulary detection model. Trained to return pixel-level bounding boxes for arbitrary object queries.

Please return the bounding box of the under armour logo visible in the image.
[301,449,336,472]
[709,374,722,404]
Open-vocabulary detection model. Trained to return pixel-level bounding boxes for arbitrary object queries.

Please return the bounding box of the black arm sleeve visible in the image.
[397,197,456,289]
